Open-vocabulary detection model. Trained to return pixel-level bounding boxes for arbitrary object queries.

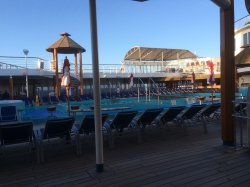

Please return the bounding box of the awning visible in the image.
[124,46,197,62]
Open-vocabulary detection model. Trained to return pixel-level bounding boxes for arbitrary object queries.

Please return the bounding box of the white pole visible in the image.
[25,55,29,98]
[89,0,104,173]
[23,49,29,98]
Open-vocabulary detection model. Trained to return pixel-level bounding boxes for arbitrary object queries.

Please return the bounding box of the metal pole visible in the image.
[89,0,104,173]
[25,55,29,98]
[23,49,29,98]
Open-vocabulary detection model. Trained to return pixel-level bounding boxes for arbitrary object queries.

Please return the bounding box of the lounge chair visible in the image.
[198,103,221,119]
[133,108,163,141]
[0,105,18,122]
[75,114,108,155]
[158,106,186,127]
[0,121,38,162]
[37,117,75,162]
[196,103,221,133]
[106,111,138,148]
[235,102,247,114]
[137,108,163,128]
[177,104,206,134]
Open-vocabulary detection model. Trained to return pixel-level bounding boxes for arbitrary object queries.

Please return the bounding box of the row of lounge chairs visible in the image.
[0,103,221,163]
[17,87,222,106]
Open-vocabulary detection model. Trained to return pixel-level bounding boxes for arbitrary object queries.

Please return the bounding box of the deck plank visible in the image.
[1,121,250,186]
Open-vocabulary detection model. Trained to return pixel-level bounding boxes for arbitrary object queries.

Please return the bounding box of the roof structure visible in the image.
[124,46,197,62]
[46,32,86,54]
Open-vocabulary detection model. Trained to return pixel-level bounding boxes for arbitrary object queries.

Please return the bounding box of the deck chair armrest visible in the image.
[34,129,43,142]
[103,120,112,128]
[129,119,139,128]
[72,124,80,134]
[32,130,37,144]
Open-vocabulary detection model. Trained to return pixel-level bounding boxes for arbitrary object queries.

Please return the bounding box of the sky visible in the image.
[0,0,248,66]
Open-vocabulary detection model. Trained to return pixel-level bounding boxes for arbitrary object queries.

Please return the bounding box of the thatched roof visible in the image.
[124,46,197,62]
[46,32,86,54]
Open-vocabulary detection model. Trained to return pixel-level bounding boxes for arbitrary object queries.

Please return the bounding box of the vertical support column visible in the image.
[79,52,84,95]
[220,0,235,145]
[139,47,142,73]
[74,53,78,75]
[89,0,104,172]
[52,53,55,70]
[54,48,59,97]
[9,76,13,99]
[161,52,164,71]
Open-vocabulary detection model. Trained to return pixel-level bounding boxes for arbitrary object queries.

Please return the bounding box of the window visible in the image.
[243,32,250,45]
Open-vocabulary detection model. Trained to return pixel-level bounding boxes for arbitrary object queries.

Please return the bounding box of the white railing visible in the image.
[0,55,221,76]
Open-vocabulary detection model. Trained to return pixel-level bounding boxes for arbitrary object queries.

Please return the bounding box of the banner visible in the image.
[207,60,214,84]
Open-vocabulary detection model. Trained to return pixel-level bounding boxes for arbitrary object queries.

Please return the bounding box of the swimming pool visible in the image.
[21,93,221,126]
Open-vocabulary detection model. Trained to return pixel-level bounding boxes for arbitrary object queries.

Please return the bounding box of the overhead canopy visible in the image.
[46,32,86,54]
[235,47,250,67]
[124,46,197,62]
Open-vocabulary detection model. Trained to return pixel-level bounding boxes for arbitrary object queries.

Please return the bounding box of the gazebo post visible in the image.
[79,52,84,96]
[74,53,79,99]
[54,48,59,97]
[74,53,78,75]
[52,53,55,70]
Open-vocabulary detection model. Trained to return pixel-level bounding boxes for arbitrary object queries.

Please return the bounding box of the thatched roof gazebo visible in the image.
[46,32,86,97]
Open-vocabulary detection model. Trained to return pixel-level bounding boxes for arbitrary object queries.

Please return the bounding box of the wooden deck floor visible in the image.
[1,121,250,187]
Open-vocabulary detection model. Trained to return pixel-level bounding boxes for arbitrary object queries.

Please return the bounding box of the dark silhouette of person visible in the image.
[2,90,10,100]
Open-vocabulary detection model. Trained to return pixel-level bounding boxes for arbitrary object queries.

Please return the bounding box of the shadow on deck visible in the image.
[1,120,250,186]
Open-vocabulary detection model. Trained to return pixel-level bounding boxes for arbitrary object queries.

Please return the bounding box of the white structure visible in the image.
[235,22,250,55]
[235,16,250,87]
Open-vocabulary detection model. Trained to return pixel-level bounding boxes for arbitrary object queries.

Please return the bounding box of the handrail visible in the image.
[149,77,166,95]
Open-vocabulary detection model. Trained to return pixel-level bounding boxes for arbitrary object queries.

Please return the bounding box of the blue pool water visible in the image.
[238,87,248,97]
[21,93,221,126]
